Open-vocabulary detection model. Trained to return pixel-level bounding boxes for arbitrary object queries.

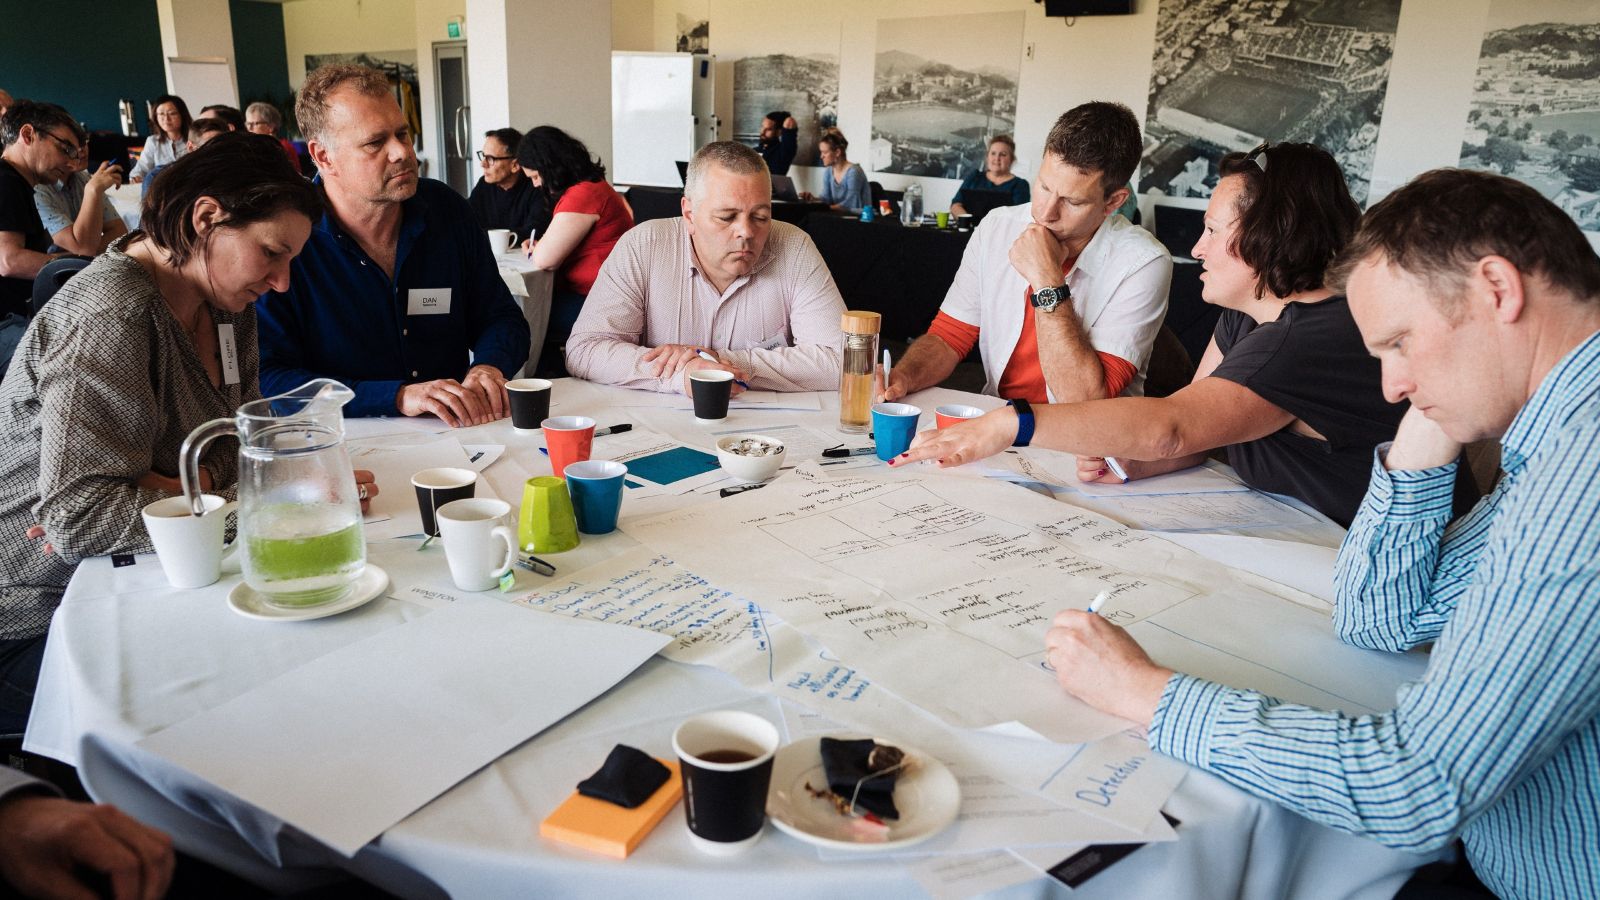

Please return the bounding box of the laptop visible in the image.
[959,188,1013,224]
[770,174,801,203]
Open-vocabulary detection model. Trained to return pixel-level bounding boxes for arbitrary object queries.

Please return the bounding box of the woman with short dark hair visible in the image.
[898,142,1405,527]
[128,94,192,184]
[0,133,367,731]
[516,125,633,376]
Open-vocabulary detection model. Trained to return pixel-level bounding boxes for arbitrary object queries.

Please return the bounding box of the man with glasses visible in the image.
[468,126,547,244]
[34,121,127,256]
[0,100,80,369]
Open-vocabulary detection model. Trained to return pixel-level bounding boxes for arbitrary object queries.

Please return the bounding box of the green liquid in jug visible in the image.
[245,509,365,607]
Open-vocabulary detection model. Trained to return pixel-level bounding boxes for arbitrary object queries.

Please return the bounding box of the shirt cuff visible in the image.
[1148,673,1232,767]
[1361,443,1458,523]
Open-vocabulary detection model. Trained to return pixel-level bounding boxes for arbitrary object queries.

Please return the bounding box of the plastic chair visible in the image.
[31,256,92,315]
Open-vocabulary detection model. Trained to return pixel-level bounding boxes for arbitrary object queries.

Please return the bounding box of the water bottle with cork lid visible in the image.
[838,311,881,433]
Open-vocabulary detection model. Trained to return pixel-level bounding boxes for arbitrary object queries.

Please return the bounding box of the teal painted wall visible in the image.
[0,0,166,134]
[231,0,291,112]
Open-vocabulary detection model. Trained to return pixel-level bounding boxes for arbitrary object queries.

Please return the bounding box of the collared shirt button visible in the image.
[402,328,408,336]
[412,370,419,377]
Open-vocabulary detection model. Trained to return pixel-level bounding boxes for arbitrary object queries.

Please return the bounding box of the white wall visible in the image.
[613,0,655,53]
[414,0,465,175]
[282,0,420,88]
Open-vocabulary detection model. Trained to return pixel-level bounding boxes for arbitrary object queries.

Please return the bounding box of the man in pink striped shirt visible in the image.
[565,141,844,395]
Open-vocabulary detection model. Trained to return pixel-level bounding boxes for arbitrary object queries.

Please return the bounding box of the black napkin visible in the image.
[576,744,671,809]
[819,737,901,820]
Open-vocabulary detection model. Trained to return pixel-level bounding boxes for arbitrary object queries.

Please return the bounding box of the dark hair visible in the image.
[1043,102,1141,198]
[1,99,78,149]
[515,126,606,202]
[764,110,791,125]
[140,132,321,268]
[147,95,193,144]
[188,117,230,144]
[1215,142,1359,300]
[484,127,522,154]
[1328,168,1600,307]
[818,128,847,154]
[988,134,1016,155]
[201,104,245,131]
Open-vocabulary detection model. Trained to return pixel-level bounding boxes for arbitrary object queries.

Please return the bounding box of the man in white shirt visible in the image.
[881,102,1171,404]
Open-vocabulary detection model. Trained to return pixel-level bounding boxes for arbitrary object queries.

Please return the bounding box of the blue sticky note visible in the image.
[624,446,720,484]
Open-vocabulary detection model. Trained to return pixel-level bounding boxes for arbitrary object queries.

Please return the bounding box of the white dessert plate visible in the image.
[227,565,389,622]
[766,735,960,852]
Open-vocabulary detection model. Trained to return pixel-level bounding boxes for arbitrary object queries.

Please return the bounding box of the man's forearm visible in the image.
[892,333,961,394]
[0,246,56,280]
[1035,306,1107,403]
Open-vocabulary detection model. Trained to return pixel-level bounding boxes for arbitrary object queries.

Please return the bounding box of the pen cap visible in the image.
[841,310,881,335]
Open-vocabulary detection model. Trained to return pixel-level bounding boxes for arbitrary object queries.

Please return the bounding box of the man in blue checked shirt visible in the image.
[1042,169,1600,899]
[257,64,529,427]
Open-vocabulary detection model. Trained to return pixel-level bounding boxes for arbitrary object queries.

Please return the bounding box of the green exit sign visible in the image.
[447,20,461,38]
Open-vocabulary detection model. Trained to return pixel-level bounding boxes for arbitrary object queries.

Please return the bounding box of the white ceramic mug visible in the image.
[436,498,517,592]
[141,494,239,589]
[487,228,518,253]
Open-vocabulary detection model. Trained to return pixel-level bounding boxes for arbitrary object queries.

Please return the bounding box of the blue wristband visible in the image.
[1008,398,1034,447]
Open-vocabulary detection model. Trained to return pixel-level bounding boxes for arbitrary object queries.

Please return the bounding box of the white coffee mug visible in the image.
[486,228,518,254]
[436,498,517,592]
[141,494,239,589]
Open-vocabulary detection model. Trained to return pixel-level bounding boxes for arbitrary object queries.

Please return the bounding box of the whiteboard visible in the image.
[612,52,711,187]
[167,58,238,112]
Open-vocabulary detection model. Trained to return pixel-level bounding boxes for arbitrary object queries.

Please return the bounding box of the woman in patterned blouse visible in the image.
[0,133,362,734]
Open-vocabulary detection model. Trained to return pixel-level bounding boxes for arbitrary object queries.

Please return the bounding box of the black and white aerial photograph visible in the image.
[1140,0,1402,203]
[675,14,709,54]
[1459,0,1600,232]
[732,31,840,168]
[869,11,1024,178]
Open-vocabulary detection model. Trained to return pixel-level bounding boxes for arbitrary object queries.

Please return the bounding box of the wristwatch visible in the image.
[1030,283,1071,313]
[1008,398,1035,447]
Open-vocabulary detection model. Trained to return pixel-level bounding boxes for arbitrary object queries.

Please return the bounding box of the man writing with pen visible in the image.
[564,141,844,397]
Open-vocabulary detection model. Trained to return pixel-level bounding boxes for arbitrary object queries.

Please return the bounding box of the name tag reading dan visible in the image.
[217,323,241,385]
[407,288,452,316]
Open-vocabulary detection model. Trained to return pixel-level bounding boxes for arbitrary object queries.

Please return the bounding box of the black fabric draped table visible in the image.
[801,214,972,342]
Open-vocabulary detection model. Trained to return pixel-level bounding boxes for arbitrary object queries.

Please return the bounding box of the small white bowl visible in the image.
[715,434,787,483]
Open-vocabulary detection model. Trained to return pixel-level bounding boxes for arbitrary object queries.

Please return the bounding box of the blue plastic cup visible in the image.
[871,402,922,461]
[563,460,628,534]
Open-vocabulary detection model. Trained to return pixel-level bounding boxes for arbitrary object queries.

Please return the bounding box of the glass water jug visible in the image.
[181,379,366,608]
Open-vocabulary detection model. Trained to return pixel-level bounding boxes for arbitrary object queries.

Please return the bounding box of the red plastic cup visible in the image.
[935,404,984,429]
[542,415,595,478]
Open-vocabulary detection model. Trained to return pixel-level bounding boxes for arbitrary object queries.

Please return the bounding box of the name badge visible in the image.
[217,323,241,385]
[757,333,787,351]
[407,288,452,316]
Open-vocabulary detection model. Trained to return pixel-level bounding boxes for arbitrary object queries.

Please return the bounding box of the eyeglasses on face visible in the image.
[476,150,514,163]
[41,130,84,159]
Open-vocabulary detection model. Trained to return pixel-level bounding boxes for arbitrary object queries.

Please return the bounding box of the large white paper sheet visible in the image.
[137,598,668,856]
[1158,532,1338,607]
[1103,489,1318,531]
[1055,460,1251,498]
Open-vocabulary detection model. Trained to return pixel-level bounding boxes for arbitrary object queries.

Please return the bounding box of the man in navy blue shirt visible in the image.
[257,64,529,425]
[757,111,797,176]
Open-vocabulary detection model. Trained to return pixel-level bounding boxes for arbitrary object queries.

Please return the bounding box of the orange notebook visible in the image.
[539,758,683,858]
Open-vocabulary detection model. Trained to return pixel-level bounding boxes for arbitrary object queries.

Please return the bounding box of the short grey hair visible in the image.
[685,141,769,203]
[246,101,282,130]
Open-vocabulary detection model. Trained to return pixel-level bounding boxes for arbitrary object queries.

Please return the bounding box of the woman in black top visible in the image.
[896,143,1404,526]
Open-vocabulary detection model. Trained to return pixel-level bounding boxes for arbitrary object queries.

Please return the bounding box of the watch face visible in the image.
[1032,287,1060,311]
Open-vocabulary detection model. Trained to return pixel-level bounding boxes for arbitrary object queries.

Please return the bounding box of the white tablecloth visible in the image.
[24,380,1442,898]
[496,251,554,376]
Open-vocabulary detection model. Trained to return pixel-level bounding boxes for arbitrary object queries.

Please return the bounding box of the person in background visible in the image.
[244,101,301,174]
[0,134,364,733]
[186,116,229,152]
[256,64,528,427]
[897,143,1404,528]
[1039,167,1600,900]
[803,129,869,214]
[0,90,12,118]
[34,121,127,256]
[0,766,174,900]
[127,94,190,184]
[757,110,798,176]
[565,140,843,395]
[515,125,633,377]
[468,126,548,247]
[881,102,1171,408]
[1,101,78,325]
[950,134,1030,217]
[199,103,244,132]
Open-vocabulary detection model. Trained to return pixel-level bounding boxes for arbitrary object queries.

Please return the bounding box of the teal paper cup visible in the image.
[563,460,628,535]
[871,402,922,461]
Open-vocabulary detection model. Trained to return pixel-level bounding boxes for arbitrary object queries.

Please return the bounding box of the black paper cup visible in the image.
[689,369,735,422]
[507,378,553,432]
[411,467,477,537]
[672,710,780,854]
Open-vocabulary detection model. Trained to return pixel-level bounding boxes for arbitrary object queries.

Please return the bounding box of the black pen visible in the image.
[594,424,633,437]
[821,446,875,458]
[516,555,557,577]
[720,483,767,497]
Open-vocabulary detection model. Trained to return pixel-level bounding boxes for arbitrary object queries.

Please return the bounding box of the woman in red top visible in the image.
[516,126,633,376]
